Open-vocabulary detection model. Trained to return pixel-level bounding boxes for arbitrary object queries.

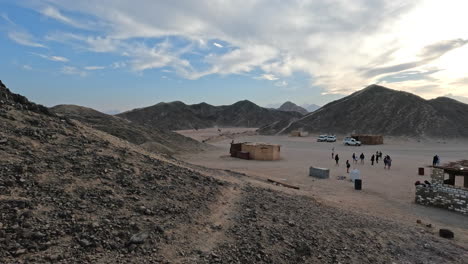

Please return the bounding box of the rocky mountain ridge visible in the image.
[259,84,468,137]
[117,100,302,131]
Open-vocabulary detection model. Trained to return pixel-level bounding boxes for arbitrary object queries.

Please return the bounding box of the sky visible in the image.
[1,0,468,113]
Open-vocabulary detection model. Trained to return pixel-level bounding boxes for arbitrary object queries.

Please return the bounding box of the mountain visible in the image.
[278,101,308,115]
[117,100,302,130]
[51,104,206,155]
[301,103,321,112]
[1,80,466,262]
[259,84,468,138]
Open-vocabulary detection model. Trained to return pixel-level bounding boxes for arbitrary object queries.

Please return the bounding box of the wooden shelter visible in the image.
[351,134,384,145]
[229,142,281,161]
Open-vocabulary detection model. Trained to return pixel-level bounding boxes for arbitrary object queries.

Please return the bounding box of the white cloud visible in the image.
[256,74,278,81]
[213,42,223,48]
[32,53,69,62]
[61,66,87,77]
[23,0,468,98]
[8,31,46,48]
[84,66,105,70]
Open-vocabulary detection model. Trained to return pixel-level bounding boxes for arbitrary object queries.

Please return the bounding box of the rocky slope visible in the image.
[259,84,468,137]
[51,104,206,155]
[117,100,302,131]
[278,101,308,115]
[1,80,467,263]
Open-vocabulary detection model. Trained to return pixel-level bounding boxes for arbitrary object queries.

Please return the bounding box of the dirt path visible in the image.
[159,184,242,263]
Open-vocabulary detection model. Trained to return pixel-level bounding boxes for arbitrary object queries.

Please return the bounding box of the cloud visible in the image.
[362,39,468,78]
[419,39,468,60]
[256,74,278,81]
[32,53,69,62]
[213,42,223,48]
[84,66,105,70]
[22,65,32,70]
[18,0,468,99]
[275,80,288,87]
[61,66,87,77]
[111,61,126,69]
[7,31,47,48]
[377,69,440,83]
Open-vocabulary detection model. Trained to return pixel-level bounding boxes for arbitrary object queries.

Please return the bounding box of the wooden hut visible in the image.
[241,143,281,161]
[351,134,384,145]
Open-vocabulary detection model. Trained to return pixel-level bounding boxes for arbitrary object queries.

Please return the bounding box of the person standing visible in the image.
[387,155,392,170]
[335,154,339,166]
[371,154,375,166]
[384,156,388,169]
[346,160,351,173]
[432,155,438,167]
[352,153,357,164]
[360,153,365,164]
[375,152,379,163]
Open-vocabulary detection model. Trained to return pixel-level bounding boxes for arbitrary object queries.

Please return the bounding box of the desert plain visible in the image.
[178,128,468,246]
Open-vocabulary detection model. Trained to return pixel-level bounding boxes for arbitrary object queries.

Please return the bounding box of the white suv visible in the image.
[326,135,336,142]
[317,135,327,142]
[343,137,361,146]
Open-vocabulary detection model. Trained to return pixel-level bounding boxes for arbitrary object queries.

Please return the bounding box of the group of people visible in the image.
[333,149,392,173]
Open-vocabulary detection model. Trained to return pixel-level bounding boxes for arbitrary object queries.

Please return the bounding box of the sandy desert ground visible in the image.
[177,128,468,246]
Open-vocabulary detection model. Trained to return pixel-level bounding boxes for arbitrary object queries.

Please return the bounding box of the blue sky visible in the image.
[1,0,468,113]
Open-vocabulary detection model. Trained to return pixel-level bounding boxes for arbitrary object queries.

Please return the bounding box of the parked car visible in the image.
[326,135,336,142]
[317,135,328,142]
[343,137,361,146]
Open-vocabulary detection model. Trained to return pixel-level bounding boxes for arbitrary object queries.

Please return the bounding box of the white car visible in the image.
[343,137,361,146]
[317,135,328,142]
[326,135,336,142]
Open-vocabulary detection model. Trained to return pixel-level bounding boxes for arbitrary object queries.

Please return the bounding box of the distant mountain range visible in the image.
[278,101,308,115]
[259,84,468,138]
[301,103,321,112]
[51,104,206,155]
[117,100,302,131]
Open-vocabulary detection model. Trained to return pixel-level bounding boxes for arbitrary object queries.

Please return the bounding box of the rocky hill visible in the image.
[259,84,468,137]
[117,100,301,131]
[51,104,205,155]
[1,80,467,263]
[278,101,308,115]
[301,103,321,112]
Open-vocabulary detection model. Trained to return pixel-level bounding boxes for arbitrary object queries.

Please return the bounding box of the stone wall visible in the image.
[415,168,468,215]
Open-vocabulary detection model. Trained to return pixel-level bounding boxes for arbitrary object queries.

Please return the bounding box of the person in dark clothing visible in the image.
[384,156,388,169]
[360,153,365,164]
[432,155,440,167]
[387,155,392,169]
[346,160,351,173]
[335,154,339,166]
[352,153,357,164]
[371,154,375,165]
